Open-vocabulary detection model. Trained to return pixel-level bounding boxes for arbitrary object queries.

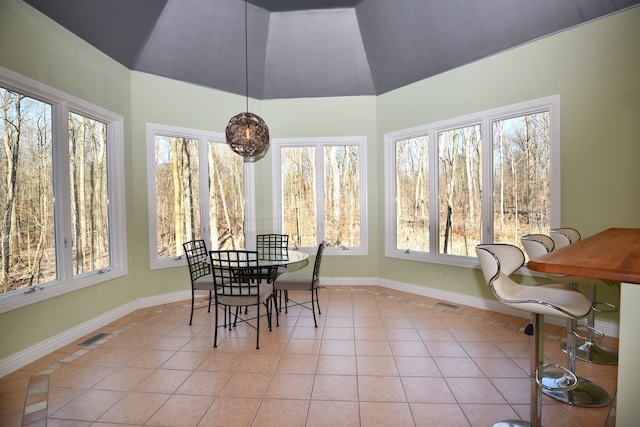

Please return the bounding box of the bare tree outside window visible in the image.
[0,86,55,293]
[154,135,245,258]
[69,112,110,274]
[323,145,360,248]
[282,146,317,248]
[395,136,429,251]
[281,142,362,250]
[208,140,244,250]
[493,112,551,245]
[438,125,482,256]
[155,136,201,258]
[387,98,555,261]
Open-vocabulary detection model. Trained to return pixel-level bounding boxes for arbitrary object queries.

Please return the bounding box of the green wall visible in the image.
[376,8,640,311]
[0,0,638,363]
[0,0,135,358]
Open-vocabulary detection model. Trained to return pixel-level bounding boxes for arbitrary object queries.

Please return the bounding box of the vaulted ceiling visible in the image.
[23,0,639,99]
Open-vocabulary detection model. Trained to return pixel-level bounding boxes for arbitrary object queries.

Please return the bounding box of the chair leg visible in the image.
[311,287,318,327]
[256,301,261,350]
[207,290,212,313]
[213,302,219,348]
[274,292,280,327]
[232,307,240,328]
[189,289,195,325]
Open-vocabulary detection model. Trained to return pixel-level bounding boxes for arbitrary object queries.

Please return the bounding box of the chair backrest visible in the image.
[521,234,555,261]
[257,234,289,261]
[475,244,525,301]
[550,227,581,249]
[183,240,211,284]
[209,250,262,298]
[311,242,326,285]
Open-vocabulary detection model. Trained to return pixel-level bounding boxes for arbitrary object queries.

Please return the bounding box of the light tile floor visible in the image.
[1,286,618,427]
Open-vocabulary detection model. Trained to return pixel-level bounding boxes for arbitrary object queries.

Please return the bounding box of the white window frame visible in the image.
[146,123,256,269]
[384,95,560,268]
[0,66,127,313]
[272,136,368,256]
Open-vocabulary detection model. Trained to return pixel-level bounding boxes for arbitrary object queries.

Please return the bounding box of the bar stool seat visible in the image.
[476,244,592,427]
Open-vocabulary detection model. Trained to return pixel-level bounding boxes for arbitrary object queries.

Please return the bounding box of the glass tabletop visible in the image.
[204,250,309,271]
[258,250,309,271]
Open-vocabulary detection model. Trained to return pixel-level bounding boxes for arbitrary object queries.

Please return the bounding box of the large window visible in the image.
[0,66,126,312]
[385,96,559,266]
[273,137,367,255]
[147,124,254,269]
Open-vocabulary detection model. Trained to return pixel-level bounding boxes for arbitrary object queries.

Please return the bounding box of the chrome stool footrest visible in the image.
[593,301,617,313]
[572,324,604,344]
[537,363,578,392]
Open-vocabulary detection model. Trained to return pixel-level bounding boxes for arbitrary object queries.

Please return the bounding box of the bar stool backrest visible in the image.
[550,227,581,249]
[521,234,555,260]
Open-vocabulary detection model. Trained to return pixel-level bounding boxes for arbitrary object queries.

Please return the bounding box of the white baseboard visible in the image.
[374,277,619,338]
[0,279,618,378]
[0,290,193,378]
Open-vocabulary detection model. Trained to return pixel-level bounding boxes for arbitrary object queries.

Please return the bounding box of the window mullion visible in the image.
[199,137,210,247]
[481,117,493,244]
[316,144,325,245]
[428,128,438,254]
[53,101,72,283]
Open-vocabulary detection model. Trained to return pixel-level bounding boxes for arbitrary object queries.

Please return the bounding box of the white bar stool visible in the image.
[550,228,618,365]
[521,234,610,407]
[476,244,592,427]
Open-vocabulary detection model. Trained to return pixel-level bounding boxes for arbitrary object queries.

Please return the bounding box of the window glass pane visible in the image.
[0,86,55,293]
[395,136,428,252]
[323,145,360,247]
[154,136,201,258]
[493,112,551,246]
[208,141,244,250]
[69,112,110,274]
[438,125,482,256]
[281,146,317,247]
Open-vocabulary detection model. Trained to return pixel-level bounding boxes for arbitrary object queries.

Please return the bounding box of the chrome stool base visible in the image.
[541,373,610,407]
[561,341,618,365]
[493,422,535,427]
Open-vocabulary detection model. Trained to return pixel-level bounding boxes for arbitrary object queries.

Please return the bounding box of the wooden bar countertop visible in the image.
[527,228,640,284]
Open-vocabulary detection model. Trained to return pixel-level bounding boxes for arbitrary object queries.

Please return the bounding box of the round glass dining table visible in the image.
[257,250,309,272]
[205,250,310,273]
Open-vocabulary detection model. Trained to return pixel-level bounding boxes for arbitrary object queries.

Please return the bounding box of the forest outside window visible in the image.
[0,66,126,312]
[147,124,253,269]
[384,95,560,267]
[272,137,367,255]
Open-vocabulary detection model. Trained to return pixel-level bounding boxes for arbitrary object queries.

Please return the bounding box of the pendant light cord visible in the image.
[244,0,249,113]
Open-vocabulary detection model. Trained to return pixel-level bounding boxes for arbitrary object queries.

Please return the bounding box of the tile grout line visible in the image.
[18,307,177,426]
[17,287,587,426]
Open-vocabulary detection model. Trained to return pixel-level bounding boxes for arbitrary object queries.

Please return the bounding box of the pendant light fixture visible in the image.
[225,0,270,162]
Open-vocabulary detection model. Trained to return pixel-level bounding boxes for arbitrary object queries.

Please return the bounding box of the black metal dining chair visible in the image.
[209,250,275,349]
[274,242,325,327]
[183,239,216,325]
